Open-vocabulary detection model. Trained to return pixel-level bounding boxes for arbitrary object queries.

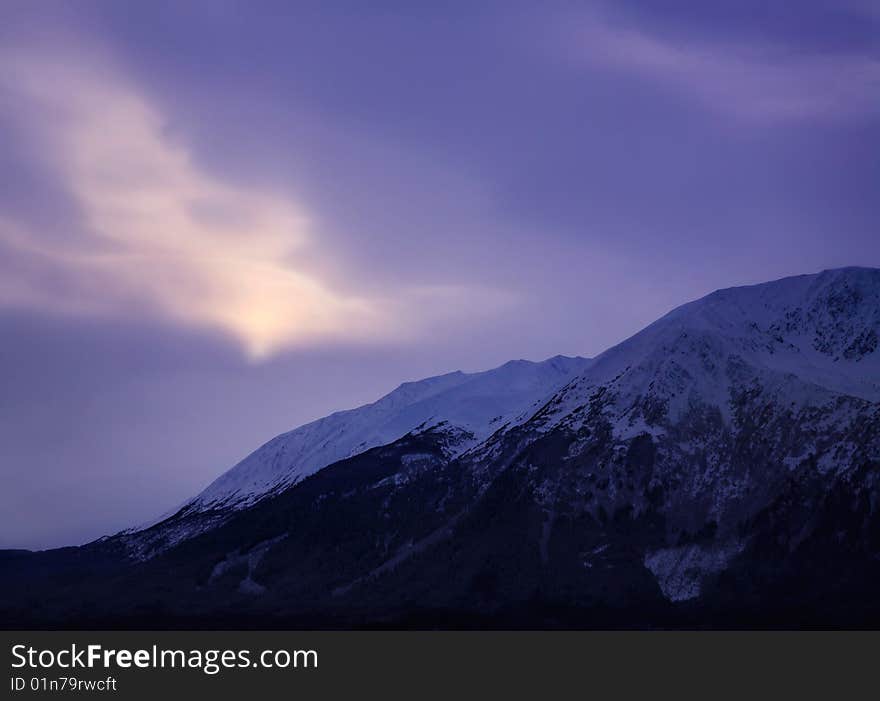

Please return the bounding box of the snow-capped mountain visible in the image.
[189,354,592,510]
[464,266,880,602]
[4,267,879,628]
[537,266,880,429]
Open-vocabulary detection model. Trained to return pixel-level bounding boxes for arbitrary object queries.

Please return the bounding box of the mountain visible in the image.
[2,267,879,629]
[479,266,880,603]
[191,354,592,511]
[119,354,592,558]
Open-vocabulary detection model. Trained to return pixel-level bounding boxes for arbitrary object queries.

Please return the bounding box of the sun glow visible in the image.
[0,47,389,359]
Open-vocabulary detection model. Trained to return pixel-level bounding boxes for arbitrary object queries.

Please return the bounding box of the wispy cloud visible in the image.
[563,12,880,123]
[0,43,506,359]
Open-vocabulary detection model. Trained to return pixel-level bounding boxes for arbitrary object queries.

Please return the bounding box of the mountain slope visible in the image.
[2,267,878,628]
[465,266,880,602]
[537,266,880,428]
[191,354,591,511]
[118,354,592,558]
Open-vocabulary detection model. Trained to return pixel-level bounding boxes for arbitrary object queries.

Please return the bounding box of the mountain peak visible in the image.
[528,268,880,435]
[134,268,878,542]
[14,268,880,626]
[186,353,593,512]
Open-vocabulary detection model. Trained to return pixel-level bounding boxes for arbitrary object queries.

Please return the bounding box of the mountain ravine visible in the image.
[2,267,879,629]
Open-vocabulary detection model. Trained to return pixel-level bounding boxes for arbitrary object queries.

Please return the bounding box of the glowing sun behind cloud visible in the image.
[0,46,392,359]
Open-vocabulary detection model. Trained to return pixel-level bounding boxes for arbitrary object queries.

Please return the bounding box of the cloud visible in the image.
[563,12,880,123]
[0,43,502,360]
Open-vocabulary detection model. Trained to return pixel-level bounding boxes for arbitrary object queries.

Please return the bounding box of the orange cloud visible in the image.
[0,46,402,359]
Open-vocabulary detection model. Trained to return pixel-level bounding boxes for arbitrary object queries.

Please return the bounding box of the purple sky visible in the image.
[1,1,878,549]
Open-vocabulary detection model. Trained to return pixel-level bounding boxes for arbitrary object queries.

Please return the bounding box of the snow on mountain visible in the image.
[492,267,880,602]
[14,268,880,626]
[529,267,880,436]
[128,266,878,581]
[188,354,592,511]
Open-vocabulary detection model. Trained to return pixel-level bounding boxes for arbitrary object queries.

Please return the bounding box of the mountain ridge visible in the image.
[103,266,880,562]
[188,353,592,513]
[3,266,878,629]
[179,267,880,518]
